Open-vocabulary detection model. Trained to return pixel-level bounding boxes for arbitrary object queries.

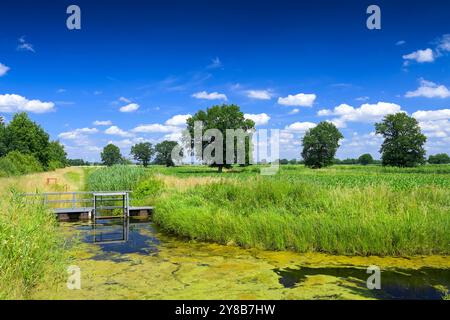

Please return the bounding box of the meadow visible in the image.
[87,164,450,256]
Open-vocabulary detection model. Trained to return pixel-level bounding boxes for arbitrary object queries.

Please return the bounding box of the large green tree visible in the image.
[130,142,154,167]
[47,141,67,168]
[428,153,450,164]
[375,113,427,167]
[3,113,51,166]
[301,121,343,169]
[186,104,255,173]
[101,143,123,166]
[358,153,374,165]
[154,140,181,167]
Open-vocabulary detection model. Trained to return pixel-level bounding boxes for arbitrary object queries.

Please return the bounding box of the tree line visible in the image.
[100,140,181,167]
[0,113,67,177]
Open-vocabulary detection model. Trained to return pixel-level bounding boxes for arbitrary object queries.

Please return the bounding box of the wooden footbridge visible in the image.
[21,191,153,221]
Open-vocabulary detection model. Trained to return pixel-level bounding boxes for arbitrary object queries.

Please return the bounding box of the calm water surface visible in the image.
[35,218,449,300]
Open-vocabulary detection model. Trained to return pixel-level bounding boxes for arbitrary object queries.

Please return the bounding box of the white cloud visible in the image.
[318,102,403,127]
[244,113,270,126]
[104,126,133,137]
[58,128,99,140]
[247,90,272,100]
[403,48,434,63]
[355,96,370,102]
[288,108,300,115]
[119,103,140,112]
[412,109,450,121]
[192,91,228,101]
[119,96,131,103]
[437,34,450,53]
[285,121,316,132]
[0,63,10,77]
[278,93,316,107]
[17,36,35,53]
[0,94,55,113]
[411,108,450,138]
[396,40,406,46]
[93,120,113,126]
[165,114,191,126]
[418,120,450,138]
[405,80,450,99]
[132,123,181,133]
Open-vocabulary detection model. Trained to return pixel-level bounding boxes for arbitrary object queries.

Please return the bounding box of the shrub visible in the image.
[0,151,43,177]
[133,177,165,200]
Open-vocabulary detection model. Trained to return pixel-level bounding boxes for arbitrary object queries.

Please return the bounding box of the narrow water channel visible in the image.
[35,218,449,300]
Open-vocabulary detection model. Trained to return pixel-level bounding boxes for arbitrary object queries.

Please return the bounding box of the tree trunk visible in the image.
[218,165,223,173]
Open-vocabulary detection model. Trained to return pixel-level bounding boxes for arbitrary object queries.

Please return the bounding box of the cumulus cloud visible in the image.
[93,120,112,126]
[132,124,181,133]
[402,48,434,63]
[119,103,140,112]
[0,94,55,113]
[165,114,191,126]
[412,108,450,138]
[0,63,10,77]
[104,126,133,137]
[278,93,316,107]
[58,128,99,140]
[247,90,272,100]
[412,109,450,121]
[244,113,270,126]
[285,121,316,132]
[318,102,403,128]
[405,80,450,99]
[192,91,227,101]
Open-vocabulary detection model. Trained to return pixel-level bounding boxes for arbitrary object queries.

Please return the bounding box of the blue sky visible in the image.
[1,0,449,161]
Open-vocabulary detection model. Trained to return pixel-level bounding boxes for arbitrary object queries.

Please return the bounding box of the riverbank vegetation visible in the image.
[84,164,450,256]
[0,191,67,299]
[0,113,67,177]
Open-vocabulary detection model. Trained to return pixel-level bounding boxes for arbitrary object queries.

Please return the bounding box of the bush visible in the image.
[0,151,43,177]
[47,160,65,171]
[133,177,165,200]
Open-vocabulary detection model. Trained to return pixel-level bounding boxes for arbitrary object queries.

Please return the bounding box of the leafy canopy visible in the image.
[154,140,181,167]
[428,153,450,164]
[375,113,426,167]
[358,153,374,165]
[301,121,343,169]
[101,143,123,166]
[186,104,255,172]
[131,142,154,167]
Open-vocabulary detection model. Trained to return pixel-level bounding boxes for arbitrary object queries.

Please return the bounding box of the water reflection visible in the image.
[274,266,450,300]
[75,218,160,261]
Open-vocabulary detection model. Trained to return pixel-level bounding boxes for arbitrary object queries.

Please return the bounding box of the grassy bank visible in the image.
[0,167,84,299]
[85,164,450,256]
[0,191,67,299]
[153,178,449,256]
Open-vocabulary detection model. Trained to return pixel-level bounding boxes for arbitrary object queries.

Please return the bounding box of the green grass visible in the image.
[86,165,149,191]
[0,190,68,299]
[154,178,449,256]
[83,164,450,256]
